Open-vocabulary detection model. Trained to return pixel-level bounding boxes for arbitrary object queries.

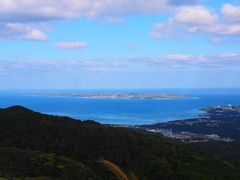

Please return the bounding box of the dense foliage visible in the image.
[193,140,240,172]
[0,106,239,179]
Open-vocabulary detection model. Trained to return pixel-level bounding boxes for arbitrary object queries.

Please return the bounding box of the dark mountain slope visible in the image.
[0,106,239,179]
[0,147,98,180]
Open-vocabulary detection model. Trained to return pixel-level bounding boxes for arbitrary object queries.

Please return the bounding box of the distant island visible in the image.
[37,92,191,100]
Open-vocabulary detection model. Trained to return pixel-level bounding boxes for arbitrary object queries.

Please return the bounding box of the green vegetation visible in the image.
[0,147,97,180]
[193,139,240,172]
[0,106,239,179]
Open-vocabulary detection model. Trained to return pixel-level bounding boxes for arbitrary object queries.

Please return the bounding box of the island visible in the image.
[37,92,191,100]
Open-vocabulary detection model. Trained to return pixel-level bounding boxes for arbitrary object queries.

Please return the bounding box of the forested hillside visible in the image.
[0,106,239,180]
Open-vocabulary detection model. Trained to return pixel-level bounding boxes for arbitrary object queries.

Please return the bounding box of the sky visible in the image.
[0,0,240,89]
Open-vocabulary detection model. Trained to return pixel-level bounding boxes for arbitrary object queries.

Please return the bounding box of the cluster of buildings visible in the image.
[206,105,240,113]
[138,105,240,143]
[146,128,233,143]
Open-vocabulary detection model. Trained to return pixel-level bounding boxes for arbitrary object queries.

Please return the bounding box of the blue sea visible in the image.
[0,89,240,125]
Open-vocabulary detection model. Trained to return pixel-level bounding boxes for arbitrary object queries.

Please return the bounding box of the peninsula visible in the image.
[137,105,240,143]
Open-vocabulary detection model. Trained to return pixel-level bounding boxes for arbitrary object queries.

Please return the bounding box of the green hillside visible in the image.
[0,106,239,179]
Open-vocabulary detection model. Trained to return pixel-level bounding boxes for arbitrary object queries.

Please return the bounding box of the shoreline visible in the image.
[136,105,240,142]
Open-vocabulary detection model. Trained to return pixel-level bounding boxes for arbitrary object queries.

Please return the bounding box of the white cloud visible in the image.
[150,4,240,41]
[0,0,202,40]
[55,41,87,49]
[165,54,192,61]
[173,6,217,25]
[1,52,240,76]
[149,23,174,39]
[130,53,240,68]
[222,4,240,22]
[23,29,48,41]
[0,58,130,75]
[0,0,201,23]
[208,24,240,35]
[0,60,92,75]
[0,23,48,40]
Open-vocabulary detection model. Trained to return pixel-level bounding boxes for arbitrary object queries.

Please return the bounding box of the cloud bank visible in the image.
[150,4,240,41]
[0,0,200,22]
[0,0,200,40]
[131,53,240,69]
[1,1,239,43]
[1,52,240,76]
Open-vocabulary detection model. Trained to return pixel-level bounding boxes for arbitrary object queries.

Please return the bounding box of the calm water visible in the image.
[0,89,240,125]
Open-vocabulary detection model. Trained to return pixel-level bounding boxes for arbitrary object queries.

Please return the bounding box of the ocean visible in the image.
[0,89,240,125]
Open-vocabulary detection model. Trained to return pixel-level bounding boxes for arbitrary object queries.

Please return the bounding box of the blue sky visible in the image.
[0,0,240,89]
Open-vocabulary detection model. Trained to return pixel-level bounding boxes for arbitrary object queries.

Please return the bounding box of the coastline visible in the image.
[136,105,240,142]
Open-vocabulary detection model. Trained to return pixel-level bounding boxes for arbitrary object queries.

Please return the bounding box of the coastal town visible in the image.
[137,105,240,143]
[147,128,234,143]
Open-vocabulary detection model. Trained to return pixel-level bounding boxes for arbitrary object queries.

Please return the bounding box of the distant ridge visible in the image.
[4,105,34,113]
